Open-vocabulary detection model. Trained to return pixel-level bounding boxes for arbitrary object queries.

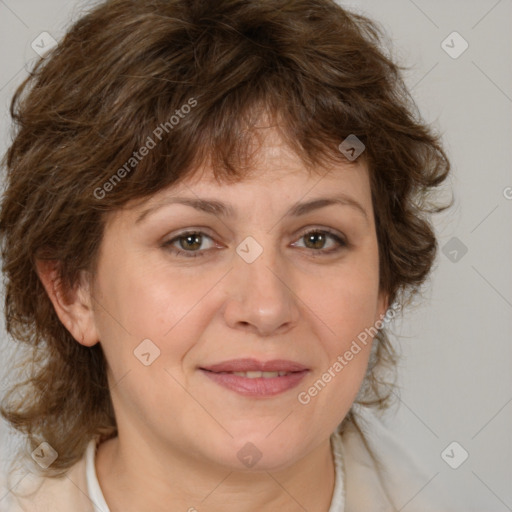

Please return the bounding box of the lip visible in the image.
[200,358,309,373]
[199,359,309,398]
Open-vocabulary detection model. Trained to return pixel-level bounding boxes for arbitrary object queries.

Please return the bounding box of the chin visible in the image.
[217,430,311,472]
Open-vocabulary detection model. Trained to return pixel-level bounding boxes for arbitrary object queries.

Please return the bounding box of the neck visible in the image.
[95,432,336,512]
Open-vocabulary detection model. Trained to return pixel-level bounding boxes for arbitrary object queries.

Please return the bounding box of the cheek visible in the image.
[92,251,223,370]
[308,252,381,340]
[301,250,381,406]
[298,264,380,417]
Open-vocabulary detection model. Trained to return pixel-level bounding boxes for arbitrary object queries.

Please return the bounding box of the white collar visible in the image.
[85,439,110,512]
[85,432,345,511]
[329,428,346,511]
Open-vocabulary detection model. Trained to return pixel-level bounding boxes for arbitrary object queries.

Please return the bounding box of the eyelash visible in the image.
[161,228,348,259]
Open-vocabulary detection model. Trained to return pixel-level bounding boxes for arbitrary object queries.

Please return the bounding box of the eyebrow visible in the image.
[135,194,369,224]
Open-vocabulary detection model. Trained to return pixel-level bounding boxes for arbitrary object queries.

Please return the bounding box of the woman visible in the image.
[0,0,451,510]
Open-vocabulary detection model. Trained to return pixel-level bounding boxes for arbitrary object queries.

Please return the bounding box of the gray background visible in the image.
[0,0,511,510]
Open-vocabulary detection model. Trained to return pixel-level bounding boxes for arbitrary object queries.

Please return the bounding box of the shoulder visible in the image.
[0,443,95,512]
[338,406,444,512]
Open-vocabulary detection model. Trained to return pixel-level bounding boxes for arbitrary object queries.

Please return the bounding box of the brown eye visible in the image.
[303,231,328,249]
[163,231,216,258]
[293,229,347,254]
[177,233,203,251]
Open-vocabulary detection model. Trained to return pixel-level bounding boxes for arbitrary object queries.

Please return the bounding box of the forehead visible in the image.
[125,127,371,216]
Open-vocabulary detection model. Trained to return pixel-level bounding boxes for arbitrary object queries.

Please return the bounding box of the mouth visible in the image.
[206,370,295,378]
[199,359,309,397]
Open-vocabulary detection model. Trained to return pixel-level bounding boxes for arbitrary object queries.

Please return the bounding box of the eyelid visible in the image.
[295,225,346,242]
[162,226,219,244]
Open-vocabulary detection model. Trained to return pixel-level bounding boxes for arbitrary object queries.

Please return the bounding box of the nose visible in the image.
[222,243,300,337]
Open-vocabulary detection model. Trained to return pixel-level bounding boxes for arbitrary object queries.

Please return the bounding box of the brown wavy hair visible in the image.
[0,0,450,476]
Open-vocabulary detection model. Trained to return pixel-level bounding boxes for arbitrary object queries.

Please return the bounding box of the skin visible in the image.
[36,127,388,512]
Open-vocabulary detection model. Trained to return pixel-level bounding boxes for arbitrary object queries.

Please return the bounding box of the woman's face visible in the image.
[84,129,388,471]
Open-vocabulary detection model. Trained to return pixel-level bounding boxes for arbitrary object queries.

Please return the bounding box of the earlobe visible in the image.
[35,259,99,347]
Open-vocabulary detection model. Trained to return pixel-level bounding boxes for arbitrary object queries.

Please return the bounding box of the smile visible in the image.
[199,367,309,397]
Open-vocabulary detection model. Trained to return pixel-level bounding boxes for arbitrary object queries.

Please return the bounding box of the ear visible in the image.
[35,259,99,347]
